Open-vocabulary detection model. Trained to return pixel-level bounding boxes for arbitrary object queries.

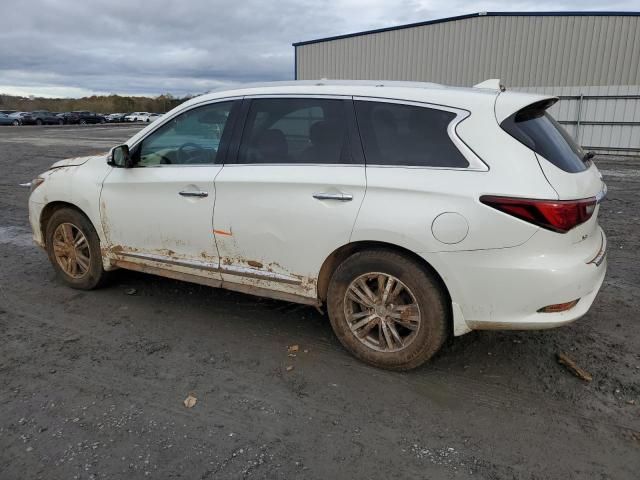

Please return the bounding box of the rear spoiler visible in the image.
[494,91,558,124]
[472,78,558,123]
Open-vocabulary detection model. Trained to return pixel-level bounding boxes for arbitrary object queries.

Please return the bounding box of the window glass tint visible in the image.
[138,101,233,166]
[501,107,587,173]
[354,101,468,168]
[237,98,352,164]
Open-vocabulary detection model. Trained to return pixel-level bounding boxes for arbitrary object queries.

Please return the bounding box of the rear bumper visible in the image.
[425,227,608,334]
[465,259,606,330]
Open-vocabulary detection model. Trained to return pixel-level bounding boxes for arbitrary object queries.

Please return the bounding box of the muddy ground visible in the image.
[0,125,638,479]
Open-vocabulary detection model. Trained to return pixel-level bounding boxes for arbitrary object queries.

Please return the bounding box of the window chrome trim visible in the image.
[352,96,489,171]
[217,163,364,168]
[126,93,488,171]
[242,93,352,100]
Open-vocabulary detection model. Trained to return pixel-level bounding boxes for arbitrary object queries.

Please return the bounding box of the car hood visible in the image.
[50,154,106,169]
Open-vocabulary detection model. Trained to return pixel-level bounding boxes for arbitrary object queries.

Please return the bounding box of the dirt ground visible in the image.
[0,125,638,480]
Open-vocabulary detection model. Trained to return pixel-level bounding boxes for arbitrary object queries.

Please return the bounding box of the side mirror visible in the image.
[109,144,134,168]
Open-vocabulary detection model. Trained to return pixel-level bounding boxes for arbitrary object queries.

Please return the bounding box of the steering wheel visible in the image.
[178,142,208,164]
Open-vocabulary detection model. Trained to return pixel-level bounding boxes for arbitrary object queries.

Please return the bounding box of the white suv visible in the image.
[27,80,607,370]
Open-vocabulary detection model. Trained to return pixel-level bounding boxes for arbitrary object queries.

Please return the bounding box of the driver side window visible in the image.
[137,101,234,166]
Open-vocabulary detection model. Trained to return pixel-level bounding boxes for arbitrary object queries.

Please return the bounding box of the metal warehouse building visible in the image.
[293,12,640,156]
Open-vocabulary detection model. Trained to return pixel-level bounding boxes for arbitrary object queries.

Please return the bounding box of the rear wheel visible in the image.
[327,249,448,370]
[79,119,87,125]
[12,120,19,126]
[45,208,107,290]
[36,119,43,126]
[58,119,64,125]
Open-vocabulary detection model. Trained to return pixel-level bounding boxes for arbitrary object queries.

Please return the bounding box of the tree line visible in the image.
[0,93,193,114]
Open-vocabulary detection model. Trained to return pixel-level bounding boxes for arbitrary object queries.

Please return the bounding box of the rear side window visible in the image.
[354,101,469,168]
[236,98,352,164]
[501,104,587,173]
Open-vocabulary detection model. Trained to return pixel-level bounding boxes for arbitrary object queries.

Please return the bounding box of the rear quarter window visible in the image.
[500,104,587,173]
[354,101,469,168]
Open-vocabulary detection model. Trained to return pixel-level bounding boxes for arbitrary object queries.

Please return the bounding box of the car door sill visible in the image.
[116,251,303,285]
[113,259,318,306]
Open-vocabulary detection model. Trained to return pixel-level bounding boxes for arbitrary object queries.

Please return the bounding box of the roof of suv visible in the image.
[177,80,556,121]
[126,79,557,149]
[198,79,496,99]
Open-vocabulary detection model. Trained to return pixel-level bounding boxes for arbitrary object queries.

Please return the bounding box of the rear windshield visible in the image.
[501,103,587,173]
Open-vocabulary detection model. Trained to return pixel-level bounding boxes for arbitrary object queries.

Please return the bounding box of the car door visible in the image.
[100,99,240,279]
[213,96,366,301]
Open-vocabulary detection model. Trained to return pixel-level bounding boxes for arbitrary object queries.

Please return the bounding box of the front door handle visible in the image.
[313,192,353,202]
[179,190,208,198]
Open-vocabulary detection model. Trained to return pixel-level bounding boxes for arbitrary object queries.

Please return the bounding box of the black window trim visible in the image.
[126,96,243,168]
[352,96,488,171]
[224,94,365,166]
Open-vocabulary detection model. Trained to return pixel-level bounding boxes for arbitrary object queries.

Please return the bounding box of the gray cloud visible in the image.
[0,0,637,97]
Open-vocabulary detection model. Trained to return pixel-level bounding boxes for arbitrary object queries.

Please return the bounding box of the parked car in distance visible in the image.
[60,111,106,125]
[56,112,69,122]
[147,113,162,122]
[9,112,29,125]
[105,113,128,123]
[20,110,63,125]
[125,112,150,122]
[0,113,20,126]
[27,80,608,370]
[0,109,17,115]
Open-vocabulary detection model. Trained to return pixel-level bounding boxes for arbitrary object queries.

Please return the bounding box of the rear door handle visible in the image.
[313,192,353,201]
[179,190,208,198]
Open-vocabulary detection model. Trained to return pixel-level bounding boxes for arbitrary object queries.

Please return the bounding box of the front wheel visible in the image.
[79,119,87,125]
[36,119,43,126]
[45,208,107,290]
[12,120,19,126]
[327,250,448,370]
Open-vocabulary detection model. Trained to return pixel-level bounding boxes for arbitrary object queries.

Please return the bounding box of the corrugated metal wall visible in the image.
[295,14,640,155]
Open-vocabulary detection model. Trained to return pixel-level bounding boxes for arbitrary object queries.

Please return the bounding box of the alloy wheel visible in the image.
[343,272,422,352]
[52,222,91,278]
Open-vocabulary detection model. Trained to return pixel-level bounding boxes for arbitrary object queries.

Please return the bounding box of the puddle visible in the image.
[0,226,34,247]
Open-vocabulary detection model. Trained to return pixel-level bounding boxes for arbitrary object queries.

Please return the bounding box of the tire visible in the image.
[36,119,43,126]
[79,119,87,125]
[58,119,64,125]
[100,118,106,124]
[12,120,19,126]
[45,208,107,290]
[327,249,448,371]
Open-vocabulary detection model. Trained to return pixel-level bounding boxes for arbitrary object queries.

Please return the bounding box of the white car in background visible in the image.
[26,80,607,370]
[147,113,162,122]
[125,112,150,122]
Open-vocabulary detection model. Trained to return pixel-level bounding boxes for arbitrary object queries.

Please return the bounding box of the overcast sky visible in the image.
[1,0,637,98]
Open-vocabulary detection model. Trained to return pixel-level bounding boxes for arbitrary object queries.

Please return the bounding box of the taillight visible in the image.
[480,195,597,233]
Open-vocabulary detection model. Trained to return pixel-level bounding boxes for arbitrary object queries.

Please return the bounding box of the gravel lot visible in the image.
[0,125,639,479]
